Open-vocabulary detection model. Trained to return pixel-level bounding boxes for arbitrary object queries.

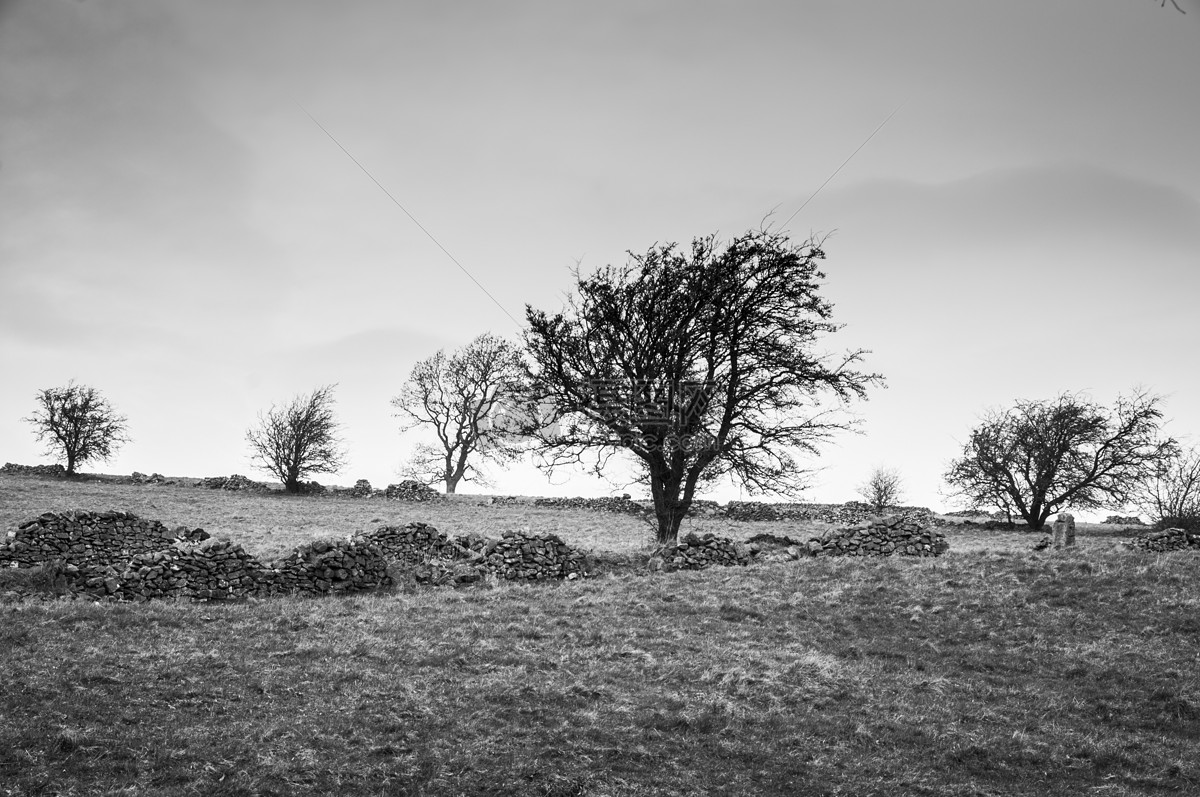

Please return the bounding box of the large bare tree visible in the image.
[246,384,347,493]
[392,332,528,494]
[23,381,131,475]
[523,228,881,545]
[944,389,1177,530]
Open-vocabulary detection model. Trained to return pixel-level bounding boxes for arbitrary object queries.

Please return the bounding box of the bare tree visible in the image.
[944,390,1177,530]
[523,228,881,545]
[857,466,904,513]
[23,381,131,475]
[1136,444,1200,524]
[391,332,528,494]
[246,384,347,493]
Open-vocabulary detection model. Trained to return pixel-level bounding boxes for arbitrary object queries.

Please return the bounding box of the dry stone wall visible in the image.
[651,533,756,571]
[353,523,589,584]
[532,496,649,515]
[197,474,272,492]
[1,463,67,477]
[809,516,948,557]
[385,480,442,502]
[0,511,209,568]
[1,511,391,601]
[723,501,943,527]
[332,479,376,498]
[1124,528,1200,553]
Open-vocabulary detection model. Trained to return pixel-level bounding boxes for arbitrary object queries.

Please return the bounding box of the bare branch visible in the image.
[391,332,529,494]
[23,381,131,475]
[523,227,881,544]
[944,390,1177,530]
[246,384,347,493]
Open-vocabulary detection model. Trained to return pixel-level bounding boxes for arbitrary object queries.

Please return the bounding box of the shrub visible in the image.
[1152,514,1200,533]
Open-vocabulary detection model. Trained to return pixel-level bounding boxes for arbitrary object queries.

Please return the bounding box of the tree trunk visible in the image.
[650,469,688,545]
[285,465,301,494]
[65,452,76,476]
[444,476,458,494]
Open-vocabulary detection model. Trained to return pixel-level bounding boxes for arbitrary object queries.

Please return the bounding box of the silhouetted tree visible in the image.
[857,466,904,513]
[1136,443,1200,525]
[944,389,1177,530]
[23,381,130,475]
[391,332,528,493]
[523,228,881,545]
[246,384,347,493]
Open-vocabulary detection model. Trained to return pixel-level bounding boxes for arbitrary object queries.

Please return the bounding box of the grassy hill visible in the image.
[1,474,1197,796]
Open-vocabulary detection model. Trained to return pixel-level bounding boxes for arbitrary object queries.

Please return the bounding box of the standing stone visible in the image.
[1052,513,1076,548]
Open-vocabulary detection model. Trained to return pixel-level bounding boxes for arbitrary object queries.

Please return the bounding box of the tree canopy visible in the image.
[944,389,1177,529]
[523,228,880,544]
[391,332,528,494]
[246,384,347,493]
[23,381,131,475]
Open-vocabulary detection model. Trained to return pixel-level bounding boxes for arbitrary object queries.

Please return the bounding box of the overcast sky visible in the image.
[2,0,1197,517]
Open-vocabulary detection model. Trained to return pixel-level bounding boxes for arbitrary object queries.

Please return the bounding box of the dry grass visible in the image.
[1,474,1197,796]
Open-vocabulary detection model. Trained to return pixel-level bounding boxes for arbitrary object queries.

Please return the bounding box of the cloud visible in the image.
[0,0,294,345]
[814,163,1200,252]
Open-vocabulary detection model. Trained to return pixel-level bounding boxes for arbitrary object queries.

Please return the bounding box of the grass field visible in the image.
[1,474,1198,796]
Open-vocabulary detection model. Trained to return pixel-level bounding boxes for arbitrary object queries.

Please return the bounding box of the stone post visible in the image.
[1052,512,1076,548]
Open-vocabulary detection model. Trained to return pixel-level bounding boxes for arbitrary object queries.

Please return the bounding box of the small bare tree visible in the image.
[1136,444,1200,524]
[23,381,131,475]
[247,384,347,493]
[391,332,528,494]
[857,466,904,513]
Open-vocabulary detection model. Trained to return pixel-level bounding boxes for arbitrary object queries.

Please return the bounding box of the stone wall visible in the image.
[1123,528,1200,553]
[532,495,649,515]
[197,474,272,492]
[651,532,756,571]
[723,501,943,527]
[354,523,590,584]
[385,480,442,502]
[130,472,175,485]
[1,463,67,477]
[332,479,375,498]
[1105,515,1145,526]
[0,511,209,568]
[809,516,948,557]
[1,511,391,601]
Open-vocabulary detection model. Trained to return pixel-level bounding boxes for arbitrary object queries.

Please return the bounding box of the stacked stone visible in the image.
[479,495,524,507]
[720,501,943,527]
[532,496,649,516]
[355,523,588,583]
[722,502,812,522]
[79,541,268,601]
[1,463,67,478]
[197,474,271,492]
[1105,515,1145,526]
[384,480,442,502]
[809,516,948,557]
[652,532,757,571]
[297,481,327,495]
[1124,528,1200,553]
[130,472,173,485]
[477,531,589,581]
[270,539,392,594]
[333,479,375,498]
[354,522,461,565]
[0,511,207,568]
